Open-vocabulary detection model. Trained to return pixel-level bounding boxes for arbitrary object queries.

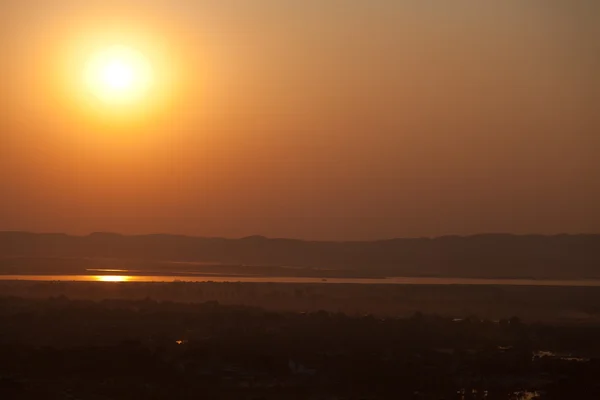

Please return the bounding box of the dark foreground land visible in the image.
[2,283,600,399]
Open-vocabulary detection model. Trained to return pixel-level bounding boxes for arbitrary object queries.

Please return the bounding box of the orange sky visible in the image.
[1,1,599,240]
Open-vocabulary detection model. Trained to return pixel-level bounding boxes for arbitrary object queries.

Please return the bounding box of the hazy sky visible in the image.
[1,1,599,240]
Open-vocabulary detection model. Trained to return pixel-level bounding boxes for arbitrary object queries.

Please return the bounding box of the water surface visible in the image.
[2,274,600,286]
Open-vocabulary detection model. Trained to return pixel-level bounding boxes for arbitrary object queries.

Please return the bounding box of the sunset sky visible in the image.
[1,1,599,240]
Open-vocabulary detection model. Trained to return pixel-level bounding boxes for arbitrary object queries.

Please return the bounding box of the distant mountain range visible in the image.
[0,232,599,279]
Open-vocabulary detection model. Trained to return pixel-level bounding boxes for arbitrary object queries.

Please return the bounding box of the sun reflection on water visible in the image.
[94,275,131,282]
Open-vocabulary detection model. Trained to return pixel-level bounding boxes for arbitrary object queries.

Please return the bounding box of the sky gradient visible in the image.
[1,1,599,240]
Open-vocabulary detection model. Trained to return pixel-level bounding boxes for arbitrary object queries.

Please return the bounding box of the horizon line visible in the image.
[1,230,598,243]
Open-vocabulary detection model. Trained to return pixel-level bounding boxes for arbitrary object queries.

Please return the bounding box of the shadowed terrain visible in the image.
[1,232,600,279]
[2,295,600,399]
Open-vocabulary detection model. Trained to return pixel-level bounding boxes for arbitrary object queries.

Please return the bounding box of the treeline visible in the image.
[2,281,600,323]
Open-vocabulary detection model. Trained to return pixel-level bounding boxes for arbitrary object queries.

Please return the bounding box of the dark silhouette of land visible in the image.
[1,296,599,399]
[2,232,600,399]
[1,232,599,279]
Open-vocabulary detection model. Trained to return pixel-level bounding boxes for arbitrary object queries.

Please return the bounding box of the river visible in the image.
[1,274,600,286]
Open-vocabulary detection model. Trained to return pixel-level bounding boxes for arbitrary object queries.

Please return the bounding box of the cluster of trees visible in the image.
[1,296,600,399]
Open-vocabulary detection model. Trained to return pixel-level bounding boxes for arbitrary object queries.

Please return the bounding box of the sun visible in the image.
[84,45,154,105]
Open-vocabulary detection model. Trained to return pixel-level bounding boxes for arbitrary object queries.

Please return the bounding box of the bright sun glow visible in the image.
[84,45,154,105]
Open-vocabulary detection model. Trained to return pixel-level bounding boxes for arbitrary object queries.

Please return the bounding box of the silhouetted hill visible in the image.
[0,232,599,279]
